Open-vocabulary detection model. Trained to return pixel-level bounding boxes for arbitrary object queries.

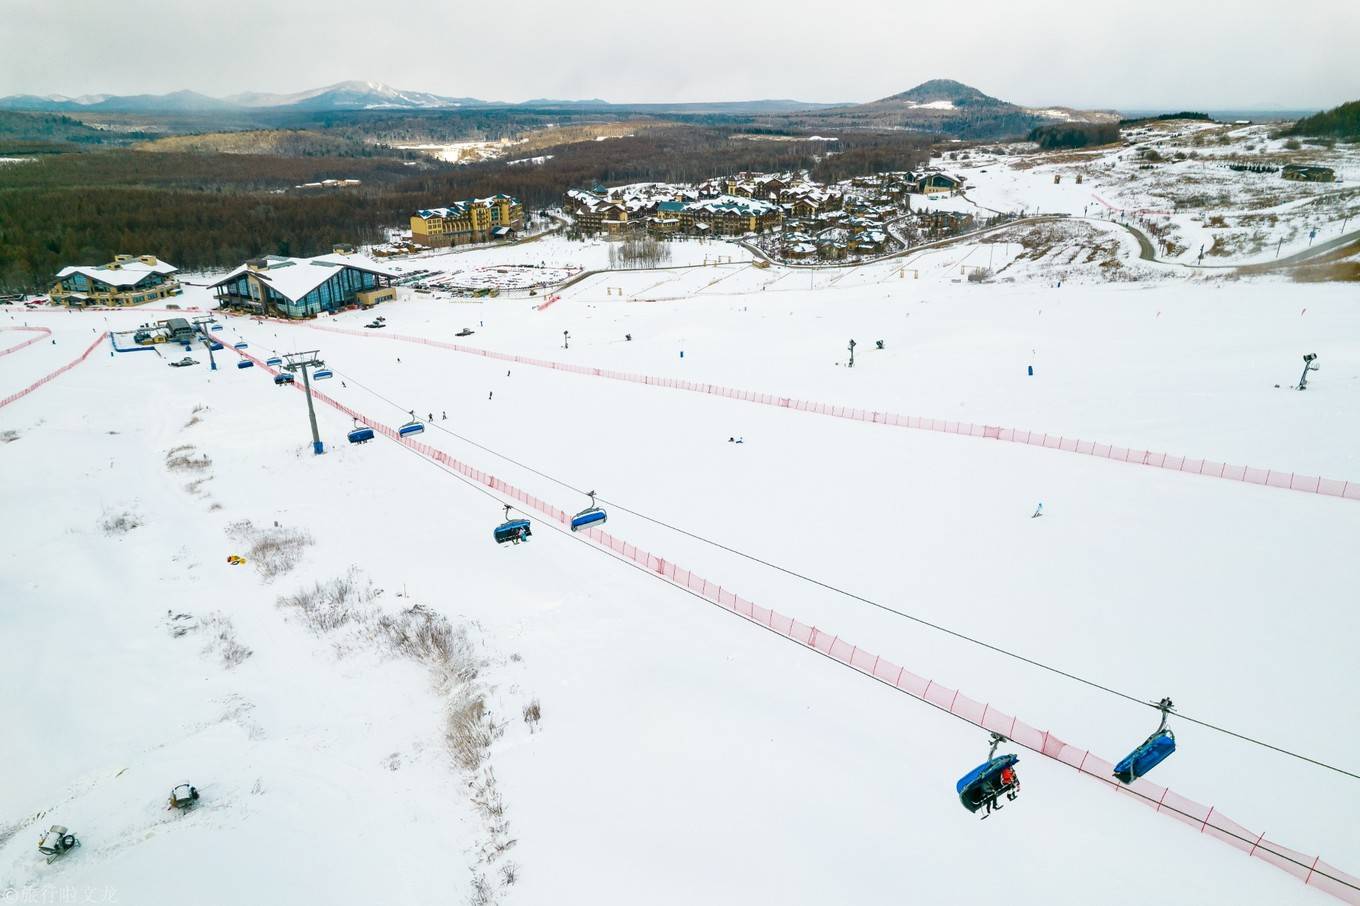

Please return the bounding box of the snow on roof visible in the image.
[416,195,520,219]
[56,257,177,287]
[686,194,779,216]
[209,253,399,303]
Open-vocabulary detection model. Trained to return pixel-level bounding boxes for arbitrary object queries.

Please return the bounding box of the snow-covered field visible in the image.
[2,224,1358,905]
[953,123,1360,267]
[367,234,752,284]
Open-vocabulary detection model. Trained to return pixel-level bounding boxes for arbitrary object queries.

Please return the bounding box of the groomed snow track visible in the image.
[0,326,52,358]
[222,337,1360,904]
[305,322,1360,503]
[0,331,107,410]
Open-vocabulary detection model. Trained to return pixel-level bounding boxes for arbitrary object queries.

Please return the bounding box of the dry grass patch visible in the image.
[227,519,314,580]
[165,444,212,472]
[98,509,143,535]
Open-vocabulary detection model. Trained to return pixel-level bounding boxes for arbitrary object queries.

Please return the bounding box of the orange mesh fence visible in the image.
[225,339,1360,902]
[307,323,1360,502]
[0,332,107,410]
[0,327,52,358]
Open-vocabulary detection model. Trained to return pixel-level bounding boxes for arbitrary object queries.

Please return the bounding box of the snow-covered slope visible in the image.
[2,256,1357,903]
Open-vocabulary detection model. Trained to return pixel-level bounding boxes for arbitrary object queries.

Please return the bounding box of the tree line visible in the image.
[0,125,931,291]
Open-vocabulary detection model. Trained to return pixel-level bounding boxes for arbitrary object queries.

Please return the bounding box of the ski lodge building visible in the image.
[209,251,399,319]
[50,255,181,307]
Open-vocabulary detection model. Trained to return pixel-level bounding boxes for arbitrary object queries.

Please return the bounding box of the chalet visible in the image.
[51,255,180,307]
[917,172,965,195]
[849,229,888,254]
[1281,165,1335,183]
[410,195,523,247]
[209,252,399,319]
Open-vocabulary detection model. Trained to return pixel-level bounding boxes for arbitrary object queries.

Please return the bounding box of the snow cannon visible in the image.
[169,783,200,810]
[38,826,79,863]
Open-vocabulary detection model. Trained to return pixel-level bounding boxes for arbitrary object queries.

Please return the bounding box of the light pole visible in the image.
[282,350,326,454]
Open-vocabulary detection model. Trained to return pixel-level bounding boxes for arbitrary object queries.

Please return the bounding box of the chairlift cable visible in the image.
[321,362,1360,783]
[349,437,1360,898]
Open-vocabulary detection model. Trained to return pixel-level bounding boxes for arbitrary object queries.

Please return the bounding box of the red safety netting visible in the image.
[0,327,52,358]
[306,322,1360,503]
[227,337,1360,903]
[0,332,107,410]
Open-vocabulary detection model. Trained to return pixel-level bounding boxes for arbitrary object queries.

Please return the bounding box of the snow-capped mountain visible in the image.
[223,80,486,110]
[0,81,489,113]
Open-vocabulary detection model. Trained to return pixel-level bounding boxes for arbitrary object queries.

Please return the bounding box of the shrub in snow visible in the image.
[199,612,252,668]
[228,519,314,580]
[522,699,541,732]
[98,509,143,535]
[277,572,375,633]
[165,444,212,472]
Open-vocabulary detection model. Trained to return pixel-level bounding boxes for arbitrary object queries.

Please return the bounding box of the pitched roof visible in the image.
[56,257,177,288]
[209,253,400,303]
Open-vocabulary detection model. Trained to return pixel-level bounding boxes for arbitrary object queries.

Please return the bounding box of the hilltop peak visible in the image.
[882,79,1001,106]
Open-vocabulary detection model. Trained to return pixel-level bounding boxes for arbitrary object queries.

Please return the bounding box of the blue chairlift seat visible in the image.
[347,426,375,444]
[274,372,294,385]
[1113,730,1175,784]
[313,369,333,380]
[266,356,283,367]
[570,507,607,532]
[494,519,532,545]
[956,754,1019,814]
[398,420,425,437]
[208,341,223,351]
[233,342,248,349]
[236,360,254,369]
[210,323,223,331]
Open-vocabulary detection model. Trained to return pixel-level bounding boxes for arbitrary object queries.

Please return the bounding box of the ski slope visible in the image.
[2,255,1358,904]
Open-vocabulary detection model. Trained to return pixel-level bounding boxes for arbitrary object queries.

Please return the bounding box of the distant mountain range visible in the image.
[0,78,1119,139]
[0,80,830,115]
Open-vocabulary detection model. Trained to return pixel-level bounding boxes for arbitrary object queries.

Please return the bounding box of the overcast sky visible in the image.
[3,0,1356,110]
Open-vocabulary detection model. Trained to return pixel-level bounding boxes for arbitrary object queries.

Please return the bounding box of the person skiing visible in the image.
[442,410,447,420]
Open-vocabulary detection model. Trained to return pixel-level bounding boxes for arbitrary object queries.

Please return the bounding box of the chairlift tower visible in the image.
[191,317,218,370]
[282,350,326,454]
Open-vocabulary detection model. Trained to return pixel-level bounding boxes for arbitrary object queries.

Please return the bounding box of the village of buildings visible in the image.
[560,167,979,263]
[40,167,986,320]
[33,120,1357,324]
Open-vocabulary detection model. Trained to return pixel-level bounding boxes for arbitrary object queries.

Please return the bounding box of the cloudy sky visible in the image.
[3,0,1356,110]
